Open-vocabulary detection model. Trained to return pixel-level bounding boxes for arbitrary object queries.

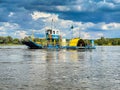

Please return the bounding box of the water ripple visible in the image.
[0,46,120,90]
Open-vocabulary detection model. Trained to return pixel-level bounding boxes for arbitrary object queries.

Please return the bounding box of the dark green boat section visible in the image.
[22,40,43,49]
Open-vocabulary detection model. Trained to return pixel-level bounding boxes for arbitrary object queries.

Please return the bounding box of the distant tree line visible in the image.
[95,37,120,46]
[0,36,21,44]
[0,36,120,46]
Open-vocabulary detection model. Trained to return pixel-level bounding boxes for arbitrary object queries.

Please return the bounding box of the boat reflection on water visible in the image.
[44,49,92,90]
[45,49,85,63]
[15,48,95,90]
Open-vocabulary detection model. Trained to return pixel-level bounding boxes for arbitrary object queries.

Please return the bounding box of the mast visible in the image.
[51,19,53,30]
[71,25,74,39]
[31,30,34,41]
[79,28,80,38]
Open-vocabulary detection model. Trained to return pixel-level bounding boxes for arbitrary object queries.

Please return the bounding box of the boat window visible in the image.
[47,30,52,34]
[48,31,50,34]
[53,31,55,34]
[50,30,52,34]
[56,31,59,34]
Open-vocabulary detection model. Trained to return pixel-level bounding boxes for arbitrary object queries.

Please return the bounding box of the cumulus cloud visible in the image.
[1,0,120,23]
[14,31,27,38]
[8,12,14,17]
[97,1,115,9]
[35,11,119,39]
[113,0,120,3]
[56,5,84,12]
[0,22,20,31]
[97,33,104,37]
[101,23,120,30]
[82,32,91,39]
[1,10,120,39]
[0,0,120,38]
[0,27,4,31]
[31,11,51,20]
[56,6,70,11]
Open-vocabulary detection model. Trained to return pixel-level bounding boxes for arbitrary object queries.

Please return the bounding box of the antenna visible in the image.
[71,25,74,39]
[79,28,80,38]
[51,18,53,30]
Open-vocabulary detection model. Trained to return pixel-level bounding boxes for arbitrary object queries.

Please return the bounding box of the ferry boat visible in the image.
[22,28,96,49]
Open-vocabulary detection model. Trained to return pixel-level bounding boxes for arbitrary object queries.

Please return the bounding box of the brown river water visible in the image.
[0,46,120,90]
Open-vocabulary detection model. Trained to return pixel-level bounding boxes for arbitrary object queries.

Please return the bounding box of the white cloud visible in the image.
[2,22,19,30]
[76,6,82,11]
[0,26,4,31]
[44,14,59,23]
[97,1,115,9]
[56,6,70,11]
[0,22,20,36]
[97,33,104,37]
[56,5,84,12]
[1,11,120,39]
[19,31,27,38]
[34,11,119,39]
[113,0,120,3]
[31,11,51,20]
[67,0,117,12]
[0,22,22,37]
[81,32,91,39]
[0,31,6,36]
[101,23,120,30]
[14,31,27,38]
[8,12,14,17]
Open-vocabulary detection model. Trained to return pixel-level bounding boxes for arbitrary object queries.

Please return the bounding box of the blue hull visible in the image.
[22,40,96,49]
[66,46,96,49]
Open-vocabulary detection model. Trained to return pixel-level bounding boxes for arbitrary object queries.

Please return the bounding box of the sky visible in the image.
[0,0,120,39]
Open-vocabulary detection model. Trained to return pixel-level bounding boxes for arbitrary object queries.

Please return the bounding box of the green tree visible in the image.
[13,38,20,44]
[112,39,118,45]
[6,36,13,43]
[118,40,120,45]
[0,36,4,44]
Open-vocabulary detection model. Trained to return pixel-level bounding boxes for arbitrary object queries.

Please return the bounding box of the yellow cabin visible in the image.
[69,38,86,47]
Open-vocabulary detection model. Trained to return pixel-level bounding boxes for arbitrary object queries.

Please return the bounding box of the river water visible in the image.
[0,46,120,90]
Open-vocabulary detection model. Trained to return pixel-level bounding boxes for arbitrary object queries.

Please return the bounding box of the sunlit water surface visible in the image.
[0,46,120,90]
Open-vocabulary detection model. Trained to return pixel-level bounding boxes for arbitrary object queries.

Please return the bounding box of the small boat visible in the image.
[22,28,96,49]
